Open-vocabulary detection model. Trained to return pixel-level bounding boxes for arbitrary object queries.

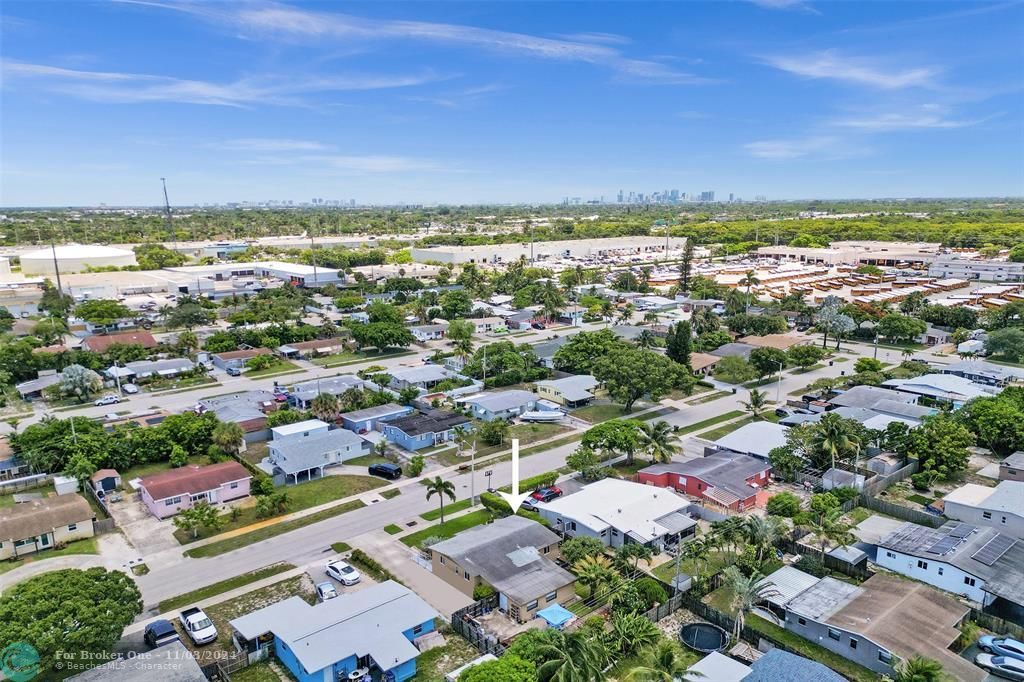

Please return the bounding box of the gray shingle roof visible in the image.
[461,390,536,412]
[268,429,364,475]
[640,451,769,500]
[340,403,409,422]
[744,649,846,682]
[828,385,916,409]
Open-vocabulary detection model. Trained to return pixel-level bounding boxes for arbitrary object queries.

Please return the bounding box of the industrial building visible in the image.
[411,236,688,264]
[19,244,137,275]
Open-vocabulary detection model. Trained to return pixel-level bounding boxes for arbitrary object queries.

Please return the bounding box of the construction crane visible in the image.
[160,177,175,247]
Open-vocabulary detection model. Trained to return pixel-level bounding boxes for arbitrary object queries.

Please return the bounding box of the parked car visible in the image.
[94,394,121,406]
[315,581,339,601]
[143,619,180,648]
[774,408,790,418]
[225,367,242,377]
[178,607,217,645]
[980,637,1024,662]
[530,486,562,503]
[531,322,546,330]
[122,383,139,394]
[975,654,1024,680]
[368,463,402,480]
[325,559,361,586]
[273,392,288,402]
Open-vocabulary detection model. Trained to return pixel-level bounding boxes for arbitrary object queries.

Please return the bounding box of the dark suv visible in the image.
[368,463,402,480]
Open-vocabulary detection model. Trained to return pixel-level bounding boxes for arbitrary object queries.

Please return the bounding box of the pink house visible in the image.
[139,462,252,519]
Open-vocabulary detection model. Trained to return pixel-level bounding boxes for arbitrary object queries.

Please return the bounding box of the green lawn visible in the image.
[401,510,495,548]
[0,483,53,508]
[746,614,878,682]
[704,583,736,613]
[409,631,481,682]
[384,524,403,535]
[245,360,303,378]
[311,349,416,368]
[469,422,573,458]
[147,375,219,393]
[742,376,783,388]
[690,390,731,404]
[906,493,934,506]
[421,498,474,521]
[344,454,391,467]
[158,562,295,613]
[229,663,281,682]
[331,542,352,553]
[194,576,315,654]
[698,413,778,441]
[175,475,386,544]
[0,537,99,575]
[651,549,737,582]
[381,488,401,499]
[572,403,631,423]
[120,455,206,486]
[676,410,745,436]
[184,500,365,558]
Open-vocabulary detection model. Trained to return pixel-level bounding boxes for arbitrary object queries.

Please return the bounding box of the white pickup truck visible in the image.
[179,607,217,645]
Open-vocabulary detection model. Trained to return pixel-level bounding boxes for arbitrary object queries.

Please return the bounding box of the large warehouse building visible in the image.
[411,236,688,264]
[19,244,137,275]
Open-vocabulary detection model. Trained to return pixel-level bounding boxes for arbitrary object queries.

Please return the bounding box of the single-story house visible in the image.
[0,437,29,482]
[675,297,726,315]
[271,418,330,441]
[458,390,544,421]
[883,373,997,408]
[557,305,586,325]
[740,649,846,682]
[429,516,577,623]
[409,324,448,342]
[0,494,95,560]
[81,330,157,353]
[635,295,678,311]
[768,569,983,680]
[382,410,472,451]
[139,461,251,519]
[940,359,1024,387]
[229,581,438,682]
[709,342,758,360]
[90,468,121,493]
[537,478,697,551]
[471,317,506,334]
[711,421,789,461]
[276,337,349,359]
[875,520,1024,615]
[535,375,599,407]
[738,333,812,351]
[199,390,277,440]
[265,429,368,483]
[919,324,952,346]
[685,652,750,682]
[340,403,414,434]
[827,385,916,410]
[1000,452,1024,482]
[942,480,1024,538]
[389,364,463,391]
[123,357,195,379]
[289,375,369,408]
[638,451,771,511]
[15,371,61,400]
[211,347,273,371]
[688,352,722,375]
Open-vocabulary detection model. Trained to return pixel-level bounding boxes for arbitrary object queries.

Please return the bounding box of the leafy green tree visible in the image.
[167,303,213,330]
[350,322,414,351]
[909,413,974,480]
[39,280,74,316]
[787,344,826,370]
[958,394,1024,457]
[425,476,456,523]
[714,355,757,384]
[560,536,606,565]
[854,357,884,373]
[664,321,692,367]
[624,640,701,682]
[877,313,927,343]
[593,347,692,412]
[553,329,629,374]
[0,568,142,674]
[439,289,473,319]
[985,327,1024,362]
[33,316,68,345]
[1009,244,1024,262]
[565,446,606,481]
[582,419,642,465]
[460,655,536,682]
[477,419,510,446]
[59,364,103,401]
[74,299,132,326]
[766,491,801,517]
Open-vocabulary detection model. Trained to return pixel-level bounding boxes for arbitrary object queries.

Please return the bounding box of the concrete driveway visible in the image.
[108,495,181,555]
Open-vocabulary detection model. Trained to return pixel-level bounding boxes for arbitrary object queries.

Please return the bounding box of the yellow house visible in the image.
[0,494,95,560]
[535,374,599,408]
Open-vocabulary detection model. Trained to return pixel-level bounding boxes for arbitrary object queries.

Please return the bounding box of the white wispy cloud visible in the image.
[118,1,713,85]
[762,50,939,89]
[1,59,446,107]
[214,138,333,151]
[242,153,442,173]
[832,112,984,131]
[555,32,632,46]
[747,0,821,14]
[744,135,868,159]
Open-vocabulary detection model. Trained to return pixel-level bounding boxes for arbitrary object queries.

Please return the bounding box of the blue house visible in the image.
[340,403,414,434]
[229,581,438,682]
[382,410,471,451]
[458,390,549,422]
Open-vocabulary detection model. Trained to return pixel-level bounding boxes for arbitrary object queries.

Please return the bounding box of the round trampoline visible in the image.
[679,622,729,653]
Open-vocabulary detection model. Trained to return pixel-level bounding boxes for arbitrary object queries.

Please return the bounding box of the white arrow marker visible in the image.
[498,438,523,513]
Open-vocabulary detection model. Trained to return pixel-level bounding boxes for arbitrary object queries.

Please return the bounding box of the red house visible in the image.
[638,451,771,511]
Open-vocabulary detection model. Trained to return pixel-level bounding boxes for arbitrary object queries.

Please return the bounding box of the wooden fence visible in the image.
[861,459,918,497]
[970,608,1024,642]
[450,595,508,657]
[860,494,944,528]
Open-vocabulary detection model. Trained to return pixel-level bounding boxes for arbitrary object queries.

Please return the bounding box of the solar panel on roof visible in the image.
[926,536,961,555]
[972,534,1017,566]
[942,521,975,538]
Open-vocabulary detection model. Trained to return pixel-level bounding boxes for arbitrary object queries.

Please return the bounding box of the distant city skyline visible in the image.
[1,1,1022,206]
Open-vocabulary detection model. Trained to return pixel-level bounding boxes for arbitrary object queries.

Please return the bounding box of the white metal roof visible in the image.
[540,478,692,541]
[271,419,330,438]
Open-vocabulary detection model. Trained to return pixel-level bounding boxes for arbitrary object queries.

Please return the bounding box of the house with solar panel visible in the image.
[875,520,1024,617]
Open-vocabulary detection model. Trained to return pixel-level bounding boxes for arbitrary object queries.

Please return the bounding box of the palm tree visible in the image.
[600,300,615,326]
[723,566,780,639]
[339,387,364,412]
[741,389,769,420]
[608,612,661,657]
[642,310,659,326]
[424,476,456,524]
[892,656,946,682]
[617,303,636,325]
[211,421,245,456]
[453,425,473,456]
[624,640,704,682]
[681,535,712,580]
[638,420,679,463]
[810,413,861,470]
[742,515,786,562]
[536,631,608,682]
[711,516,747,555]
[310,393,340,422]
[453,336,474,365]
[635,329,657,349]
[541,280,565,322]
[739,270,760,314]
[573,554,618,599]
[801,510,854,561]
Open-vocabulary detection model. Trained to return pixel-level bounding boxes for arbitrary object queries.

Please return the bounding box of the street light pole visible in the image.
[776,360,784,405]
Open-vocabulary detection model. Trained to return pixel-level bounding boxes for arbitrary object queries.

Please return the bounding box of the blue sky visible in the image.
[2,0,1022,206]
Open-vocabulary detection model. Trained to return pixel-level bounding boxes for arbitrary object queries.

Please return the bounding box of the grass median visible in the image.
[158,562,295,613]
[184,500,366,558]
[401,510,495,549]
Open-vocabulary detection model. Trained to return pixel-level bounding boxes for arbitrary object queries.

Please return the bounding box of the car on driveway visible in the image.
[143,619,180,648]
[315,581,339,601]
[94,394,121,406]
[325,559,361,586]
[368,463,402,480]
[225,366,242,377]
[531,322,546,330]
[975,654,1024,680]
[980,637,1024,662]
[530,486,562,503]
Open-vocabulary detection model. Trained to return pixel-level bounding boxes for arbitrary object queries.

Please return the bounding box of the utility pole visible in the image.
[49,238,64,300]
[161,178,176,249]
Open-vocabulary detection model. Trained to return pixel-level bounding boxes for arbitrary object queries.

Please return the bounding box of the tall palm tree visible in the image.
[310,393,340,422]
[742,515,786,562]
[424,476,456,524]
[638,420,679,463]
[681,535,712,580]
[723,566,780,639]
[600,300,615,326]
[452,425,473,456]
[711,516,747,555]
[453,336,474,366]
[741,388,769,420]
[739,270,760,314]
[536,631,608,682]
[801,510,855,561]
[608,612,661,657]
[339,387,364,412]
[617,303,636,325]
[810,413,861,470]
[635,329,657,349]
[573,554,618,599]
[892,656,946,682]
[624,640,704,682]
[540,280,565,322]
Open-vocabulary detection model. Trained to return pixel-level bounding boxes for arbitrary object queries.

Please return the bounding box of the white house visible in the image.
[271,419,331,441]
[711,421,789,461]
[942,481,1024,539]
